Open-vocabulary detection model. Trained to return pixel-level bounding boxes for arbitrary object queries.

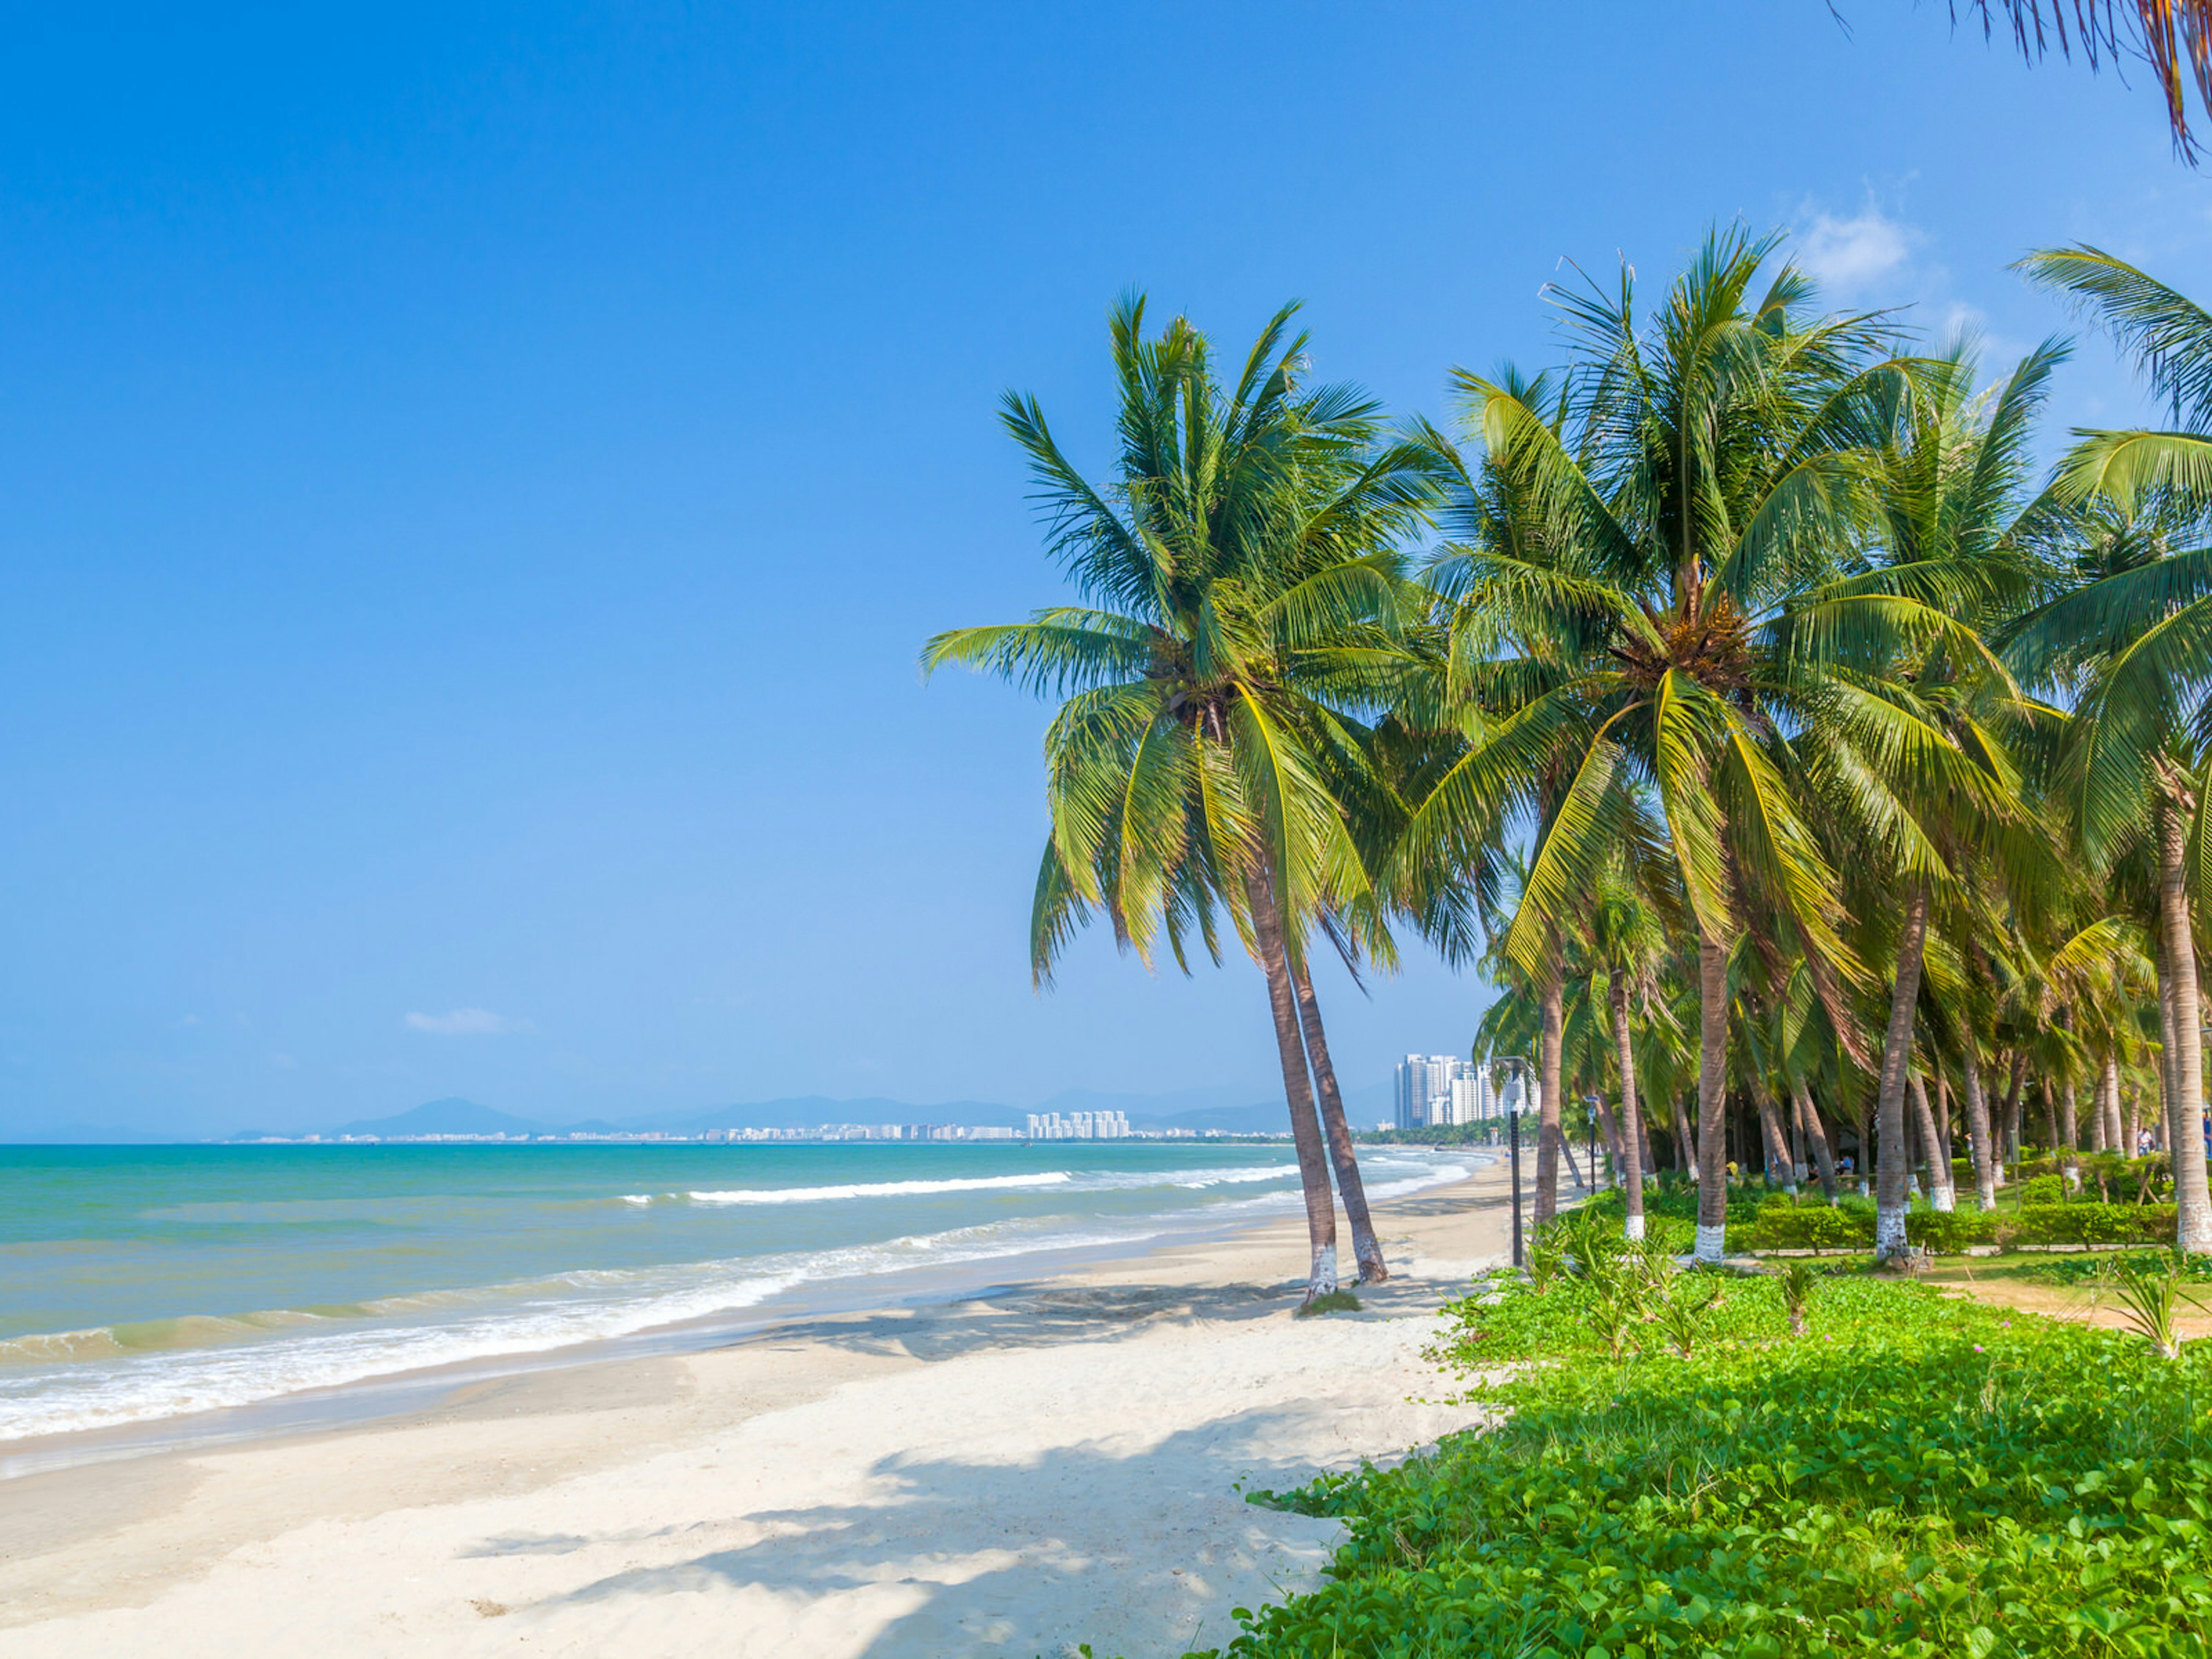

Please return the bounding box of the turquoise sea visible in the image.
[0,1141,1472,1447]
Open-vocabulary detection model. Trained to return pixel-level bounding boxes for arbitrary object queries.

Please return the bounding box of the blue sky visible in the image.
[0,2,2205,1136]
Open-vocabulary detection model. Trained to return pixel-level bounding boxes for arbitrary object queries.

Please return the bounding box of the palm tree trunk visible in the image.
[2002,1050,2027,1180]
[1791,1074,1838,1202]
[1937,1073,1956,1200]
[2089,1062,2111,1153]
[1243,869,1339,1302]
[1592,1094,1623,1187]
[1873,880,1930,1257]
[2106,1058,2127,1154]
[2158,922,2181,1157]
[1910,1072,1954,1211]
[1535,943,1565,1227]
[1672,1095,1696,1176]
[1752,1074,1795,1193]
[1960,1033,1998,1211]
[1609,969,1646,1240]
[2156,798,2212,1255]
[2060,1080,2081,1189]
[1288,954,1387,1283]
[1694,927,1730,1263]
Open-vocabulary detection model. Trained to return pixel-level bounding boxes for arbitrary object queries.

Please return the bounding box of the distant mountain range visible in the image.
[225,1079,1395,1142]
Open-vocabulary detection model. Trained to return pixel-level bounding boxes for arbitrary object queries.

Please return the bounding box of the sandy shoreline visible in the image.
[0,1157,1516,1658]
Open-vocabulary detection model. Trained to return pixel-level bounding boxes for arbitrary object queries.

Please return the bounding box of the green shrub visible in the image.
[2011,1201,2175,1247]
[1733,1201,1872,1252]
[1904,1206,1998,1253]
[1192,1276,2212,1658]
[2019,1173,2064,1205]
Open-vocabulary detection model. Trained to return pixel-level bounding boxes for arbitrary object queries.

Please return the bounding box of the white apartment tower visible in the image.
[1393,1055,1530,1128]
[1025,1109,1130,1140]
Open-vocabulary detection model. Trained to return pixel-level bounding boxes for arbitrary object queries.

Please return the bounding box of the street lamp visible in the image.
[1494,1055,1532,1268]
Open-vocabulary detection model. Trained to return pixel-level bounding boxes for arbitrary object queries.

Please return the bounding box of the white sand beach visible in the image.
[0,1160,1513,1659]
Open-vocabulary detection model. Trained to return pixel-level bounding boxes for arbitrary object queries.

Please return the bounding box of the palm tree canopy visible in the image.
[923,294,1436,983]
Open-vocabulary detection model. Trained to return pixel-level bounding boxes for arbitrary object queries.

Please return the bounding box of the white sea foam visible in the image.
[684,1171,1075,1205]
[0,1152,1482,1442]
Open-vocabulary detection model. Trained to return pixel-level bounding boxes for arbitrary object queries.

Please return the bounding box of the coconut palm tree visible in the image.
[923,296,1433,1298]
[1404,226,1950,1262]
[1808,339,2061,1252]
[2009,246,2212,1253]
[1583,863,1668,1237]
[1968,2,2212,160]
[1390,378,1588,1226]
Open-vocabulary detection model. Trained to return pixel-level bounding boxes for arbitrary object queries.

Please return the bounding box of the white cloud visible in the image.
[1796,208,1916,298]
[404,1007,529,1037]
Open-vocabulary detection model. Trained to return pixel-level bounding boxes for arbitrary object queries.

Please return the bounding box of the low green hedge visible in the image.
[1583,1186,2177,1253]
[1733,1199,1873,1251]
[2012,1201,2176,1247]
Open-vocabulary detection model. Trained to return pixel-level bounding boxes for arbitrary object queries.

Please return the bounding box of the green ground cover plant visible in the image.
[2010,1251,2212,1287]
[1176,1271,2212,1657]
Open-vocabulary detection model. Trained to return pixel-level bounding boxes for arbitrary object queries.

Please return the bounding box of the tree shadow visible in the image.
[518,1406,1380,1658]
[707,1269,1464,1370]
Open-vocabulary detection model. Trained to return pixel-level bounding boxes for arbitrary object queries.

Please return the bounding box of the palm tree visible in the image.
[923,296,1432,1299]
[1404,227,1927,1262]
[1967,2,2212,160]
[1817,340,2059,1252]
[1584,865,1666,1237]
[2009,247,2212,1254]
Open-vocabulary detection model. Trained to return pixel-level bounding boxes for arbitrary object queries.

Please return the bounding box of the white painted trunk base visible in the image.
[1623,1214,1646,1241]
[1694,1224,1725,1263]
[1306,1244,1338,1300]
[1874,1206,1908,1258]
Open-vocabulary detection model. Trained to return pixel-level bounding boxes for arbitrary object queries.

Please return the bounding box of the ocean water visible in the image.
[0,1141,1472,1446]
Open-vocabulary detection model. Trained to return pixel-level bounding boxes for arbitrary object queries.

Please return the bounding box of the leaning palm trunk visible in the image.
[2002,1050,2027,1177]
[2156,800,2212,1255]
[1534,945,1566,1227]
[1694,929,1730,1262]
[1960,1037,1998,1211]
[1873,882,1931,1256]
[1288,956,1387,1283]
[1790,1074,1839,1202]
[2061,1080,2082,1190]
[1752,1075,1796,1193]
[1592,1094,1626,1175]
[1243,870,1339,1301]
[1911,1073,1955,1212]
[1672,1096,1696,1176]
[1609,969,1647,1240]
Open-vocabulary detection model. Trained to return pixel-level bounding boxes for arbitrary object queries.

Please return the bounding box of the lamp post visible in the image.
[1495,1056,1532,1268]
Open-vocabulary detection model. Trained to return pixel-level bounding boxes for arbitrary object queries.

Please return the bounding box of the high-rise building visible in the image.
[1393,1056,1532,1127]
[1023,1109,1130,1140]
